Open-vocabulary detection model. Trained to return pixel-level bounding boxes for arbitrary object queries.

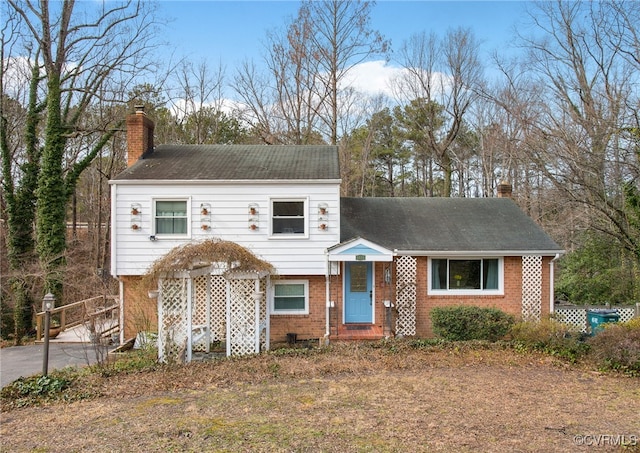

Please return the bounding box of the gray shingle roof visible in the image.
[340,197,562,254]
[113,145,340,181]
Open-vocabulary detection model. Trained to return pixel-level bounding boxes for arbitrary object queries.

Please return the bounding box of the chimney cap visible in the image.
[497,180,513,198]
[134,104,145,114]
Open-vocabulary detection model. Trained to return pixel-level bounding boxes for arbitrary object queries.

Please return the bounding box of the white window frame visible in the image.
[152,198,191,238]
[428,257,504,296]
[271,280,309,315]
[269,197,309,239]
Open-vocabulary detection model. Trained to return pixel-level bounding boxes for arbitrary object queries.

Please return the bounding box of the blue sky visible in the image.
[159,1,530,69]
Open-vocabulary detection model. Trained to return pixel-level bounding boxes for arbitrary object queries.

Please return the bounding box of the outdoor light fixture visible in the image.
[42,292,56,376]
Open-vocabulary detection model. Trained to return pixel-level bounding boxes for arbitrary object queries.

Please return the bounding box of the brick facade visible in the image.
[120,255,554,342]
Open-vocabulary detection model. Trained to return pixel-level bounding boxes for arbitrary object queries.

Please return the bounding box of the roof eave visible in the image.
[109,178,342,185]
[394,249,565,257]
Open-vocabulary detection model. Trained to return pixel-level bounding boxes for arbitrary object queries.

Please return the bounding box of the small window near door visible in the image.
[272,280,309,315]
[155,200,188,235]
[271,199,306,235]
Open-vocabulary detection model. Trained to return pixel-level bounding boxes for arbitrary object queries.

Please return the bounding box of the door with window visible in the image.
[345,262,373,323]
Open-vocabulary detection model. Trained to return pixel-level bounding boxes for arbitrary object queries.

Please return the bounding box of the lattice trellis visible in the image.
[395,256,417,336]
[191,275,210,353]
[227,278,262,356]
[522,255,543,321]
[158,278,188,363]
[555,307,637,333]
[158,270,269,362]
[210,275,226,342]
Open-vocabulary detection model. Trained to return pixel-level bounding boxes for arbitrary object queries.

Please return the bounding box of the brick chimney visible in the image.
[497,181,513,198]
[126,105,154,167]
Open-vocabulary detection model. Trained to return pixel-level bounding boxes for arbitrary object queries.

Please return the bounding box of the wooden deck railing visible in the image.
[35,295,119,341]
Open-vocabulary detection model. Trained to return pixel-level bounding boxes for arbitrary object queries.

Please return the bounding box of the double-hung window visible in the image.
[271,198,307,236]
[154,199,189,236]
[429,258,502,294]
[272,280,309,315]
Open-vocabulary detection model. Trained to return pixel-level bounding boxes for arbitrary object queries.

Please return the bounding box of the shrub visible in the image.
[587,318,640,376]
[509,318,590,362]
[430,306,515,342]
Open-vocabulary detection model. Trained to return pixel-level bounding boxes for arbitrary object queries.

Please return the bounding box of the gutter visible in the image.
[394,249,565,257]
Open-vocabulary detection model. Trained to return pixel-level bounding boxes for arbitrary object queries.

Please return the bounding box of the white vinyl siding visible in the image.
[111,182,340,276]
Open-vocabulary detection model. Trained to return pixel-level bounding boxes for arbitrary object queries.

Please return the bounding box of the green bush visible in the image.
[430,305,515,342]
[587,318,640,376]
[509,318,590,362]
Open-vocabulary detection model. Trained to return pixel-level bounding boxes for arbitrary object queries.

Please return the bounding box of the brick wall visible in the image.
[414,256,553,337]
[269,275,328,342]
[126,110,154,167]
[121,275,158,339]
[119,255,555,343]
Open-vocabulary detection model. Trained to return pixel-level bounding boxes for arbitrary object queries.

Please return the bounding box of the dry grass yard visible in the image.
[1,341,639,452]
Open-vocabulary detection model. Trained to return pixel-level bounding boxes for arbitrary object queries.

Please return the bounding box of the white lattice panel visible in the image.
[395,256,417,336]
[555,307,637,333]
[258,277,268,349]
[522,256,542,321]
[158,278,188,363]
[228,279,258,356]
[211,275,226,342]
[191,275,209,352]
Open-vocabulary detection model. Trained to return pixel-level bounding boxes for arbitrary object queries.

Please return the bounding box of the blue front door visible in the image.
[345,262,373,323]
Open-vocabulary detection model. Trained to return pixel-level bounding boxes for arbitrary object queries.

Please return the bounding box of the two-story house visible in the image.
[110,108,563,359]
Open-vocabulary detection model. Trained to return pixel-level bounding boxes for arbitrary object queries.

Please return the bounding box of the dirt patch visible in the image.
[1,342,638,452]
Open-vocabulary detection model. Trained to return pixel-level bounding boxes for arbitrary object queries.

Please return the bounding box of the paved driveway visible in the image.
[0,343,108,387]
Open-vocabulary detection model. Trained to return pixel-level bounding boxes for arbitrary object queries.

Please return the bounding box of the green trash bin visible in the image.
[587,309,619,335]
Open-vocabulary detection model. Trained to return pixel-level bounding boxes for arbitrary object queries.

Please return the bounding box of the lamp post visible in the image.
[42,293,56,376]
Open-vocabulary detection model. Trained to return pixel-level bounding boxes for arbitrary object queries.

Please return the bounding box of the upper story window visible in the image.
[429,258,503,295]
[272,280,309,315]
[155,199,188,236]
[271,198,307,237]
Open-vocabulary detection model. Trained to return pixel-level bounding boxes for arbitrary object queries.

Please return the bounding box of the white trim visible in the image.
[397,249,564,257]
[152,197,192,239]
[110,184,117,276]
[328,237,394,262]
[269,197,309,239]
[271,280,310,315]
[109,179,342,186]
[427,257,505,296]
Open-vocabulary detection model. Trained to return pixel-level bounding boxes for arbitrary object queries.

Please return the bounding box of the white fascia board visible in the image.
[108,179,342,186]
[395,249,566,257]
[328,254,394,262]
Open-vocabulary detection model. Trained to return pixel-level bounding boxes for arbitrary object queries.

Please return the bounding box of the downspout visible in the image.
[324,251,331,345]
[550,254,561,315]
[118,279,125,345]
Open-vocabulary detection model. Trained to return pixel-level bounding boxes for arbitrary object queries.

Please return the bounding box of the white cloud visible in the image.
[340,60,403,98]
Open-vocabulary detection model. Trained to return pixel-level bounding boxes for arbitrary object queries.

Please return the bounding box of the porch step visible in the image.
[334,324,384,341]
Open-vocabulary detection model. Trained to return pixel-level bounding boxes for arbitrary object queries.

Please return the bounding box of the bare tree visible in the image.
[515,1,639,255]
[2,0,162,333]
[302,0,389,145]
[393,28,484,197]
